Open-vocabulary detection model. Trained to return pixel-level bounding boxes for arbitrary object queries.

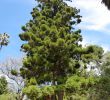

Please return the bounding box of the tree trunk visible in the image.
[45,95,51,100]
[51,94,56,100]
[58,90,64,100]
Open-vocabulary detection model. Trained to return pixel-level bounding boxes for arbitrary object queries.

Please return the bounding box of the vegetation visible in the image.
[0,93,17,100]
[19,0,105,100]
[0,33,9,50]
[0,77,8,95]
[102,0,110,9]
[0,0,110,100]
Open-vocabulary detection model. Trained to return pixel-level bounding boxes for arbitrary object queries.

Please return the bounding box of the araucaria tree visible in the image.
[19,0,83,99]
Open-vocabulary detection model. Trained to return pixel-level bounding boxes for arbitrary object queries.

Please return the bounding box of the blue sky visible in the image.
[0,0,36,61]
[67,0,110,51]
[0,0,110,61]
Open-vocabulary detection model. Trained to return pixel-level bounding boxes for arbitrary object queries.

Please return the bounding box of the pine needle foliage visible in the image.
[19,0,82,85]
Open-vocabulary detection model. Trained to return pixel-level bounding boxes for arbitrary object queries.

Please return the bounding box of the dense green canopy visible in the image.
[19,0,105,99]
[20,0,83,85]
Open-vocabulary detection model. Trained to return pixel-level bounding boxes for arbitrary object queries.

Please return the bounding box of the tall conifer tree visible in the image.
[19,0,105,99]
[19,0,82,85]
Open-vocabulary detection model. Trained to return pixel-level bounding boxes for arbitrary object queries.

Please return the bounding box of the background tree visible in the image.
[81,52,110,100]
[102,0,110,9]
[0,57,24,100]
[62,45,104,100]
[96,52,110,100]
[80,45,104,76]
[0,76,8,95]
[0,33,9,50]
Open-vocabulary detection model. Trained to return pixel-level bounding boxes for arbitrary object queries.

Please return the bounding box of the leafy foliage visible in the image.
[0,33,9,49]
[81,45,104,63]
[20,0,82,85]
[19,0,106,100]
[11,69,18,76]
[41,86,55,96]
[0,93,17,100]
[23,85,42,99]
[0,77,8,95]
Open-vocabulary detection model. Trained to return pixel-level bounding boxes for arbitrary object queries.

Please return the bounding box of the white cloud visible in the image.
[67,0,110,33]
[80,39,110,52]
